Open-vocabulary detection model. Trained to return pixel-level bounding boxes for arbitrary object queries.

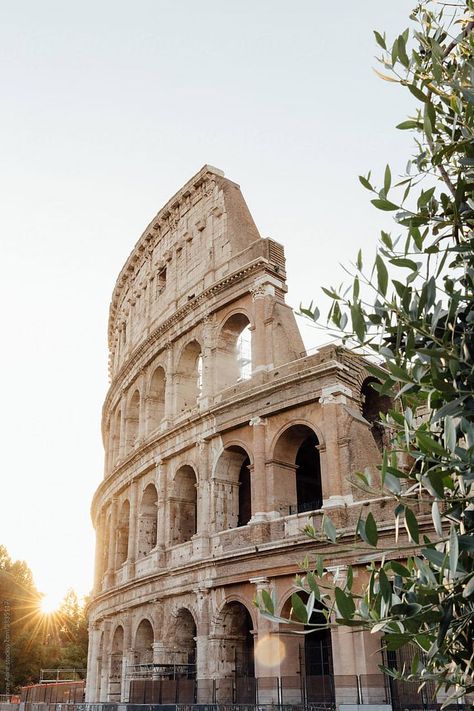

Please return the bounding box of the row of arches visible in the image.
[108,314,253,467]
[101,423,324,578]
[100,594,333,702]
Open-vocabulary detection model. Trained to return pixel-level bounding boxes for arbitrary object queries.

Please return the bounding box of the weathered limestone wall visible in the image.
[87,167,400,704]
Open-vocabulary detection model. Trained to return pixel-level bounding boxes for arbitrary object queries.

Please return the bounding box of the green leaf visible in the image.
[335,587,355,620]
[432,501,443,537]
[373,30,386,50]
[404,507,419,544]
[371,198,399,211]
[384,164,391,195]
[350,303,366,341]
[389,257,418,270]
[397,34,409,67]
[416,431,448,458]
[462,575,474,599]
[365,512,379,547]
[261,589,274,615]
[449,525,459,579]
[375,254,389,296]
[290,593,308,623]
[322,514,337,543]
[359,175,373,191]
[396,120,421,130]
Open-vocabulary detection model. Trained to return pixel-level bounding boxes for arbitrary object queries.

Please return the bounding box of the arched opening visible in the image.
[174,608,197,666]
[280,593,334,702]
[272,424,323,516]
[361,378,391,452]
[218,601,255,678]
[213,446,252,531]
[147,366,165,433]
[217,314,252,390]
[116,500,130,568]
[176,341,202,411]
[125,390,140,450]
[108,625,124,701]
[171,466,197,545]
[134,619,154,664]
[138,484,158,556]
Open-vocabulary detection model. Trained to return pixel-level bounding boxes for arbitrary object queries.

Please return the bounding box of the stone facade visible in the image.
[87,166,394,704]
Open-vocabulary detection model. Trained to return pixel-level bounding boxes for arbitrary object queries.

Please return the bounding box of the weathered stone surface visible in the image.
[87,167,394,703]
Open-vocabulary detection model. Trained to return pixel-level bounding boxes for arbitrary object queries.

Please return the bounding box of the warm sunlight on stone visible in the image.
[254,635,286,669]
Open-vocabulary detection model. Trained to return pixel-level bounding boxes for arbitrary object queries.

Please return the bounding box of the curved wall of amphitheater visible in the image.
[87,166,390,704]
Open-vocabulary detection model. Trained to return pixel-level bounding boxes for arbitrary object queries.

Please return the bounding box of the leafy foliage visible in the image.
[0,546,88,692]
[258,0,474,702]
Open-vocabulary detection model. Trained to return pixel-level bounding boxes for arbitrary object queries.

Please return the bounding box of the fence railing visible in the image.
[128,674,389,705]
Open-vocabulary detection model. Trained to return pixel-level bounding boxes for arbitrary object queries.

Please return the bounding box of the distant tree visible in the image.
[259,0,474,703]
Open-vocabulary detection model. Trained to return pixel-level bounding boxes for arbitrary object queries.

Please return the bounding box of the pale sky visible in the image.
[0,1,415,606]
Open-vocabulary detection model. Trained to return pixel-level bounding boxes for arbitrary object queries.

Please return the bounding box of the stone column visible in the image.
[194,439,210,554]
[119,395,127,460]
[126,480,138,578]
[92,511,104,594]
[199,312,215,407]
[250,576,279,700]
[156,459,167,549]
[164,342,174,424]
[320,384,352,507]
[104,498,118,588]
[122,614,133,702]
[251,285,267,373]
[100,619,111,702]
[249,416,268,521]
[85,622,101,702]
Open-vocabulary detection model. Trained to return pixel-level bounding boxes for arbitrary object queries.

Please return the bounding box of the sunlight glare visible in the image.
[254,634,286,668]
[40,591,62,615]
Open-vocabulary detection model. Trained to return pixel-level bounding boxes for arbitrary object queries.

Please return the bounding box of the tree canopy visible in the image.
[0,545,88,693]
[258,0,474,703]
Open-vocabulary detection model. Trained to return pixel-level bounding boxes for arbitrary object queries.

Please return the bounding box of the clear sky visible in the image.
[0,0,415,606]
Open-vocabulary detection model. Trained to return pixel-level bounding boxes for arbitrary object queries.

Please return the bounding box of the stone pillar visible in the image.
[100,619,111,702]
[164,342,174,424]
[104,498,118,588]
[320,384,353,507]
[195,439,210,553]
[122,615,133,702]
[92,511,104,594]
[126,480,138,578]
[85,622,101,702]
[138,380,146,441]
[249,416,268,521]
[119,395,127,460]
[251,285,267,373]
[199,312,215,407]
[156,459,167,548]
[193,587,212,701]
[250,576,279,701]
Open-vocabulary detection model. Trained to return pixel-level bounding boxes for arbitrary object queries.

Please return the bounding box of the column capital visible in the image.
[320,383,353,405]
[249,415,267,427]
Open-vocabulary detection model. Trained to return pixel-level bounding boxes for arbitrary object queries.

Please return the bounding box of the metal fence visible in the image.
[129,674,389,706]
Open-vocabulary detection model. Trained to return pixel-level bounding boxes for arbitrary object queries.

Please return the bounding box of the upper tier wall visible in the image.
[108,165,267,377]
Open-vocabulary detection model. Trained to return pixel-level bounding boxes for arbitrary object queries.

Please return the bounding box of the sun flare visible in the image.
[40,592,62,615]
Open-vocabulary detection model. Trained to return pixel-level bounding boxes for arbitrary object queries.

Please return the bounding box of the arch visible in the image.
[213,445,252,531]
[115,499,130,568]
[146,366,166,433]
[108,625,124,702]
[134,618,154,663]
[213,600,255,679]
[271,423,323,515]
[279,592,334,690]
[173,607,197,666]
[176,340,202,411]
[217,313,252,390]
[138,483,158,557]
[361,377,391,452]
[170,465,197,545]
[125,389,140,450]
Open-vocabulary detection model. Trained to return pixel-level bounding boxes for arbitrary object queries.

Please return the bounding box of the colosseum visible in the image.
[87,165,394,707]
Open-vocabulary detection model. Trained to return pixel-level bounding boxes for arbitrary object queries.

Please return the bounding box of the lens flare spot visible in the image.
[255,635,286,668]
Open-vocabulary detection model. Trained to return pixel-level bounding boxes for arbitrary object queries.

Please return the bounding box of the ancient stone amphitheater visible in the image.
[86,166,392,706]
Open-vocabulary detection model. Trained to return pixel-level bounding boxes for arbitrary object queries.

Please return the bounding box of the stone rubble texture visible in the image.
[86,166,393,703]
